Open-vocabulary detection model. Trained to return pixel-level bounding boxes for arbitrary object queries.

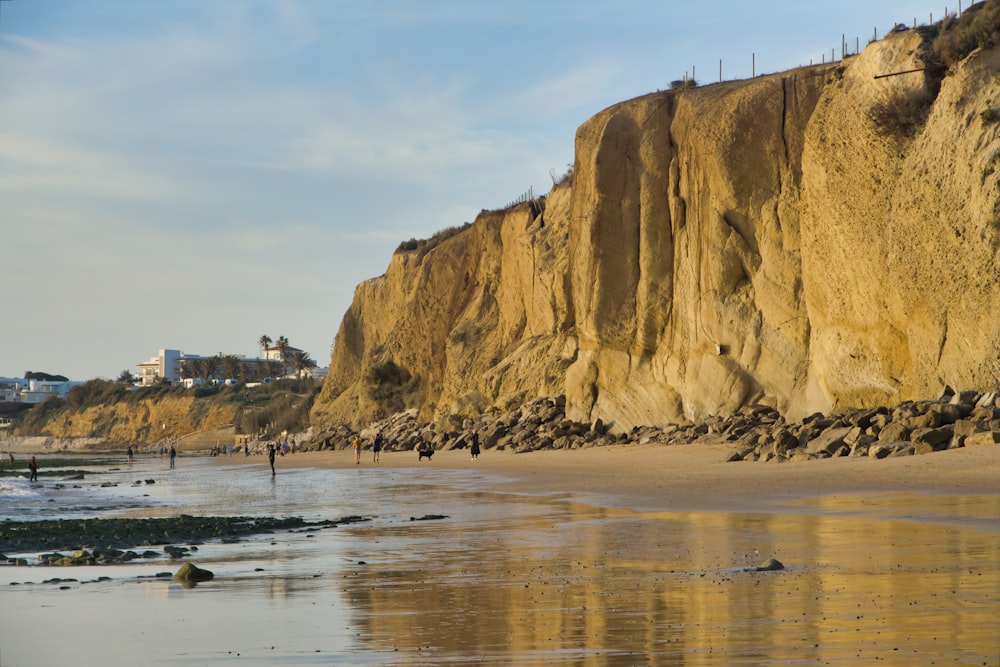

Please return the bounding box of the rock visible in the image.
[806,427,851,455]
[754,558,784,571]
[964,431,1000,447]
[878,422,911,443]
[910,427,953,454]
[173,562,214,583]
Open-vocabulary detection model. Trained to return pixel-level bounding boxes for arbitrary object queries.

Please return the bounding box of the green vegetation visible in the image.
[670,78,698,90]
[10,378,322,443]
[395,223,471,260]
[932,1,1000,66]
[867,88,935,139]
[231,378,321,437]
[24,371,68,382]
[365,360,422,416]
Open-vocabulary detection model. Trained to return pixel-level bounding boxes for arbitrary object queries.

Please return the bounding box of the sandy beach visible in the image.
[251,438,1000,512]
[2,440,999,666]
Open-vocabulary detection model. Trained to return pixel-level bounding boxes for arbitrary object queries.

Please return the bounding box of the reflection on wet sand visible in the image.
[340,494,1000,666]
[1,459,997,666]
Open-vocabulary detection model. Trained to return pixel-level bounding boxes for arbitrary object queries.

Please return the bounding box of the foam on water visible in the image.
[0,475,40,499]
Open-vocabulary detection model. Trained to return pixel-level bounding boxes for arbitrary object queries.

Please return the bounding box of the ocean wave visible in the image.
[0,477,41,499]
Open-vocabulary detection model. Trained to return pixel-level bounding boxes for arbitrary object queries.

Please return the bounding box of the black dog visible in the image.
[417,447,434,461]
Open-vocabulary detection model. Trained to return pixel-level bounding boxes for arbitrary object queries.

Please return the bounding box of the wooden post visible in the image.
[842,34,845,59]
[692,65,695,83]
[719,59,722,83]
[752,52,755,77]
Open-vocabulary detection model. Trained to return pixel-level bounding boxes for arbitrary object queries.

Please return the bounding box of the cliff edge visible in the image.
[311,27,1000,432]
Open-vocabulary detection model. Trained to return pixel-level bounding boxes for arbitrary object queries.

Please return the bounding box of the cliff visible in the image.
[311,27,1000,433]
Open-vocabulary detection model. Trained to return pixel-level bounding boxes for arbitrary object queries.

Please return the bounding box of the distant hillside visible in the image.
[8,379,320,448]
[310,14,1000,433]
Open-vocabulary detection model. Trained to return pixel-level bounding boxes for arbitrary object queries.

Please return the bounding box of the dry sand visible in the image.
[262,440,1000,512]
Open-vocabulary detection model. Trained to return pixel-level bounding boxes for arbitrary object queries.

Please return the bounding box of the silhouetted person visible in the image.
[470,432,481,461]
[267,443,276,476]
[28,456,38,482]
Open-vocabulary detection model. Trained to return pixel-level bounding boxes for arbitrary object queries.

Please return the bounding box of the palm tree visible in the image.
[258,334,272,360]
[290,351,318,379]
[275,336,290,376]
[221,354,241,382]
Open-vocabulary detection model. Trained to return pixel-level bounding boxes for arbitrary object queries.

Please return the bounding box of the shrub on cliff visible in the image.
[933,1,1000,66]
[67,379,128,410]
[395,223,471,260]
[366,361,422,415]
[867,87,935,139]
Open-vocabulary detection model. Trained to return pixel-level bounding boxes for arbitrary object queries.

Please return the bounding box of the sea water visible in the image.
[1,453,999,667]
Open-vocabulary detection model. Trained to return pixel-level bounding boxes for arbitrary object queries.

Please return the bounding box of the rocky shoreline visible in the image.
[0,514,369,564]
[308,387,1000,462]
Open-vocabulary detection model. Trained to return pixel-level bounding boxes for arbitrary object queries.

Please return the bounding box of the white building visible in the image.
[0,377,82,404]
[135,349,209,386]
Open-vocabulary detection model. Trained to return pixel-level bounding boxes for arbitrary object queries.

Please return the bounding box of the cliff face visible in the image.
[24,394,237,446]
[312,30,1000,431]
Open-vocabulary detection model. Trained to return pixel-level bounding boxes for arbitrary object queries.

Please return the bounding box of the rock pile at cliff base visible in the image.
[307,387,1000,464]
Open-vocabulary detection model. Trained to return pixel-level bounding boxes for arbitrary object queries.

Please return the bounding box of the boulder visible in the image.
[755,558,784,571]
[173,562,214,584]
[964,431,1000,447]
[878,422,911,443]
[910,427,953,454]
[806,426,852,455]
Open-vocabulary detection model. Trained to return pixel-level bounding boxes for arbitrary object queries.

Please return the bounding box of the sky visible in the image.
[1,0,947,381]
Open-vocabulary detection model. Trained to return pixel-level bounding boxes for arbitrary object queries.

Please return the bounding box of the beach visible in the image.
[0,441,998,666]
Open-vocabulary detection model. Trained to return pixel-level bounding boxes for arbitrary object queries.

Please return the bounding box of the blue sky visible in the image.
[2,0,943,381]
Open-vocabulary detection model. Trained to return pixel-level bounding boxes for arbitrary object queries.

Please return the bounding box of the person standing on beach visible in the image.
[127,446,134,467]
[169,446,176,469]
[372,432,383,463]
[28,456,38,482]
[267,443,276,476]
[470,432,481,461]
[353,434,362,464]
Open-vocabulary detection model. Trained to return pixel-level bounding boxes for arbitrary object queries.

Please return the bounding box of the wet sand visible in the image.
[2,440,998,666]
[265,439,1000,512]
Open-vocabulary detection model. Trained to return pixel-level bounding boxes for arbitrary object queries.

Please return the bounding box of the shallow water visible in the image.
[1,454,998,666]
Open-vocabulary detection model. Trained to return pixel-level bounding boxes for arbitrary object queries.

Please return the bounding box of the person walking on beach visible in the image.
[372,432,383,463]
[169,446,176,469]
[470,431,481,461]
[353,434,362,464]
[127,446,134,467]
[28,455,38,482]
[267,443,276,476]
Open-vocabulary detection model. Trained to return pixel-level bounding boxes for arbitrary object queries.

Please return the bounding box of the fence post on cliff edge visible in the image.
[719,59,722,83]
[752,52,755,77]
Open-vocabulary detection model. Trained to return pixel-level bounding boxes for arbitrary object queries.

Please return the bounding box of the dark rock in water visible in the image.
[145,479,155,484]
[755,558,784,571]
[164,546,190,559]
[174,562,214,583]
[409,514,448,521]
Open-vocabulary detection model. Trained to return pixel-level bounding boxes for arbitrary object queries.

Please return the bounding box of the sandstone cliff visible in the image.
[311,28,1000,432]
[17,394,238,449]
